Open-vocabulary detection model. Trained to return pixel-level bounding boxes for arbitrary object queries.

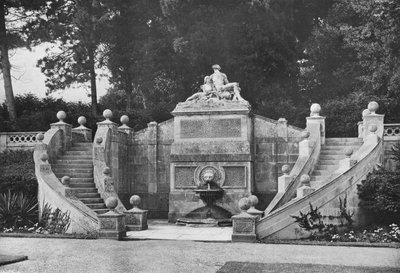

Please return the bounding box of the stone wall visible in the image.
[128,115,302,218]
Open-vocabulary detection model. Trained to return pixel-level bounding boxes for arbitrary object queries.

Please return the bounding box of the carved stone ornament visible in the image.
[194,165,225,187]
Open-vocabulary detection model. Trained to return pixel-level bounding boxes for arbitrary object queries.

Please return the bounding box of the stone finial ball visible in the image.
[367,101,379,114]
[130,195,141,207]
[36,133,44,142]
[300,174,311,185]
[77,116,87,126]
[301,131,310,139]
[56,111,67,121]
[278,118,287,123]
[282,164,290,175]
[103,109,113,120]
[96,137,103,144]
[344,148,353,157]
[248,195,259,207]
[61,176,71,186]
[369,124,378,133]
[105,197,118,210]
[310,103,321,116]
[362,109,370,118]
[120,115,129,125]
[40,153,48,162]
[238,197,251,211]
[103,167,111,175]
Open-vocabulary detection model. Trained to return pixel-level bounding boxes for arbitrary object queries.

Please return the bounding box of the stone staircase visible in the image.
[52,142,108,214]
[310,138,363,189]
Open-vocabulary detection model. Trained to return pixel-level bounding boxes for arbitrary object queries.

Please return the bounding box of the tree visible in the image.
[25,0,109,116]
[0,0,47,123]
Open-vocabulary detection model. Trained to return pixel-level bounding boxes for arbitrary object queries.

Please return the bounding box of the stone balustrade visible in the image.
[384,123,400,138]
[0,131,43,152]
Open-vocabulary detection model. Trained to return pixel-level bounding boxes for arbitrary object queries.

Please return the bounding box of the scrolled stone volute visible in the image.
[96,137,103,144]
[281,164,290,175]
[120,115,129,125]
[103,167,111,176]
[130,195,141,208]
[61,176,71,186]
[77,116,87,126]
[300,174,311,187]
[344,148,353,158]
[238,197,251,211]
[103,109,113,121]
[310,103,321,117]
[369,124,378,133]
[362,109,370,118]
[40,153,49,162]
[105,197,118,211]
[367,101,379,114]
[301,131,310,139]
[36,133,44,142]
[56,111,67,122]
[248,195,259,208]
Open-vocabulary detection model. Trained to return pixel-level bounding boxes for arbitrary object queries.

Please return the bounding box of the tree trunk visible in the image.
[88,48,98,116]
[126,90,133,112]
[0,5,17,123]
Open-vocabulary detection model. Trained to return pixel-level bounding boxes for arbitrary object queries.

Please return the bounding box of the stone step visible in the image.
[70,178,94,183]
[86,203,107,210]
[53,164,93,169]
[53,168,93,174]
[72,142,93,147]
[79,198,104,204]
[319,155,346,160]
[93,209,109,214]
[318,160,339,165]
[313,165,338,171]
[54,173,93,178]
[75,192,101,198]
[69,183,96,188]
[69,146,92,152]
[312,170,331,176]
[325,138,362,143]
[323,142,363,146]
[70,188,98,193]
[320,150,346,155]
[310,175,328,181]
[64,151,92,156]
[56,158,92,163]
[321,145,362,150]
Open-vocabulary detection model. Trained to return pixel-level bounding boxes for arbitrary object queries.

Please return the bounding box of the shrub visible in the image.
[357,168,400,224]
[0,191,38,229]
[0,150,37,196]
[38,203,71,234]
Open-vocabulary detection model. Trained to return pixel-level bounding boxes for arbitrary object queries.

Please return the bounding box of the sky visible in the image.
[0,45,109,103]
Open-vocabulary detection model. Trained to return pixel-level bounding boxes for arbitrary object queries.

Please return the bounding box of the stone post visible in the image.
[246,195,263,219]
[298,131,310,157]
[0,133,6,152]
[147,121,158,194]
[72,116,92,142]
[98,197,126,240]
[125,195,148,231]
[363,101,384,140]
[278,165,292,193]
[296,174,315,198]
[306,103,325,145]
[118,115,134,135]
[277,118,288,140]
[232,197,258,243]
[338,148,357,170]
[50,111,72,152]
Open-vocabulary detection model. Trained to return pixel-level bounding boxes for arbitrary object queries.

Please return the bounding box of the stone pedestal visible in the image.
[168,100,253,222]
[232,212,258,242]
[98,211,126,240]
[125,195,148,231]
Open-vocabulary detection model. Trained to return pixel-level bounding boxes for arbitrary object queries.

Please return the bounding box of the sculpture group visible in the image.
[186,64,245,102]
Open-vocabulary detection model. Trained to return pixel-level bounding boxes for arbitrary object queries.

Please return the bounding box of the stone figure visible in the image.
[185,76,219,102]
[209,64,244,101]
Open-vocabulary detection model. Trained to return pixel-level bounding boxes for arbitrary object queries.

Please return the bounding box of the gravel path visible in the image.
[0,237,399,273]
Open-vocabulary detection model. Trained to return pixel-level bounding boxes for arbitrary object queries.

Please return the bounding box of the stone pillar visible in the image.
[363,101,384,140]
[338,148,357,170]
[277,118,288,140]
[306,103,325,145]
[98,197,126,240]
[125,195,148,231]
[0,133,6,152]
[232,198,258,243]
[50,111,72,151]
[298,131,310,157]
[72,116,92,142]
[118,115,134,135]
[246,195,263,219]
[296,174,315,198]
[147,121,158,194]
[278,165,292,193]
